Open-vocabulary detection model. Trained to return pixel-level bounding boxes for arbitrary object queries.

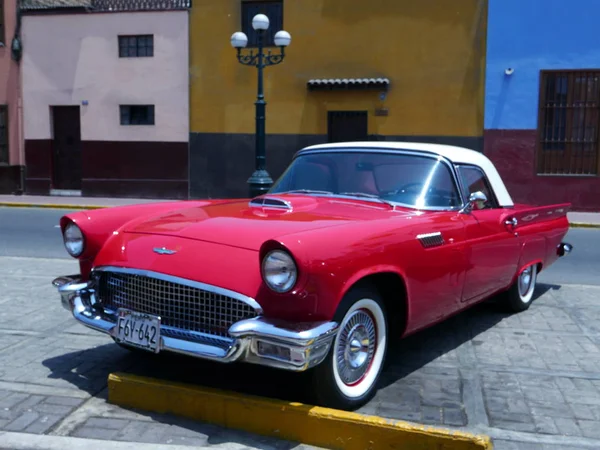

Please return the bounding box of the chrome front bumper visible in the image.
[52,275,338,372]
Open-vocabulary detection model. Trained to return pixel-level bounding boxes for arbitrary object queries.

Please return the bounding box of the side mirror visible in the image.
[460,191,488,214]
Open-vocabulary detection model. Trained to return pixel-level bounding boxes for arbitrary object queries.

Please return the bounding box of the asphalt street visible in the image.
[0,207,77,259]
[0,206,597,285]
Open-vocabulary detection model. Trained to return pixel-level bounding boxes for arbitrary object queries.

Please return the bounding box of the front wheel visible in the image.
[308,286,388,410]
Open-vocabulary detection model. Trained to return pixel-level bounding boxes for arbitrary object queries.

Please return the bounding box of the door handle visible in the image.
[505,217,518,227]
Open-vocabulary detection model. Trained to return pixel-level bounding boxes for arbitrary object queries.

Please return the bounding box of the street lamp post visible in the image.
[231,14,291,198]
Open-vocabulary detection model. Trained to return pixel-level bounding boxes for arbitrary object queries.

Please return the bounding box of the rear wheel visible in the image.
[503,263,538,312]
[308,285,388,410]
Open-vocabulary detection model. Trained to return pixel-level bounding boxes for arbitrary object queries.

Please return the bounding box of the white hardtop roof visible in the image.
[299,141,514,207]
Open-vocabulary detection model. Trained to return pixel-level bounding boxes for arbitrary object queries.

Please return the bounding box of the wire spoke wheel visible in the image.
[309,287,388,411]
[335,309,377,386]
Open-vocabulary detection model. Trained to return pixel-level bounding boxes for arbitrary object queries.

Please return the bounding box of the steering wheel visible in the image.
[380,183,429,197]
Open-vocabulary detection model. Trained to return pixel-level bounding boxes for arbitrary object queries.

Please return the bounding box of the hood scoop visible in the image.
[249,196,293,211]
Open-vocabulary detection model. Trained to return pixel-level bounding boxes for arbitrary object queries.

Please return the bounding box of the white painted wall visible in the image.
[22,11,189,142]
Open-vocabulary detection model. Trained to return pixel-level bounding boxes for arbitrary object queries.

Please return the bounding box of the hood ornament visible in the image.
[153,247,177,255]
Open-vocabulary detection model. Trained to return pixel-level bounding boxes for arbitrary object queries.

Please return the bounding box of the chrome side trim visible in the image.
[91,266,264,314]
[52,275,338,372]
[249,197,293,210]
[416,231,445,248]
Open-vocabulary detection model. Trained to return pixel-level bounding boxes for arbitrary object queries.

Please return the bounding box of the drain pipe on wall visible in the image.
[11,1,24,195]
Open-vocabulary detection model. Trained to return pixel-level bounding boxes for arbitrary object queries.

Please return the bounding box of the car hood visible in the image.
[122,195,413,250]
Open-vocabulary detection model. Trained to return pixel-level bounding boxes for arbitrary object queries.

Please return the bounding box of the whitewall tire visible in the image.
[309,285,388,410]
[504,263,538,312]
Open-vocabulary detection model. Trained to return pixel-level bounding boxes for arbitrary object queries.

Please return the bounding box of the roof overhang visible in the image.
[21,0,191,13]
[307,78,390,91]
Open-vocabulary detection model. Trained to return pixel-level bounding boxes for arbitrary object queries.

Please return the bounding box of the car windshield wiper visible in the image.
[337,192,395,207]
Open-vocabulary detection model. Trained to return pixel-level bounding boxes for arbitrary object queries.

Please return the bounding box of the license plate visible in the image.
[114,309,161,353]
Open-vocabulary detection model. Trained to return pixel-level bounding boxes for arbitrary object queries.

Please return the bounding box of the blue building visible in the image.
[484,0,600,211]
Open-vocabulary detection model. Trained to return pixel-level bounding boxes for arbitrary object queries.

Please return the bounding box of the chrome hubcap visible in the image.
[518,266,533,297]
[336,309,376,385]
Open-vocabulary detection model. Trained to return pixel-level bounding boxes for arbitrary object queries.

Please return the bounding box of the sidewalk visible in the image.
[0,258,320,450]
[0,194,164,209]
[568,211,600,227]
[0,431,257,450]
[0,194,599,227]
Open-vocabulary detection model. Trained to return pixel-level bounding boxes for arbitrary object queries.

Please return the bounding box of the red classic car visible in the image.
[53,142,573,410]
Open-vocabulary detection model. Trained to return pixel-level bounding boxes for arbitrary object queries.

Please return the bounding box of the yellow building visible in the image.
[189,0,488,198]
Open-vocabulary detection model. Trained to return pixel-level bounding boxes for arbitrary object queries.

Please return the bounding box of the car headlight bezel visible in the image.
[261,249,298,293]
[63,222,85,257]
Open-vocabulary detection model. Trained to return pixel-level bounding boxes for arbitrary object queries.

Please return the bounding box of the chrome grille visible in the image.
[95,271,259,338]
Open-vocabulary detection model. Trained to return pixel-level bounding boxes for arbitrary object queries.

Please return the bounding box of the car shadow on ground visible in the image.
[41,283,561,411]
[380,282,560,385]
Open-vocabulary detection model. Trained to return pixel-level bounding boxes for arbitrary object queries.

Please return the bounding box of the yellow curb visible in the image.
[569,222,600,229]
[0,202,106,210]
[108,372,493,450]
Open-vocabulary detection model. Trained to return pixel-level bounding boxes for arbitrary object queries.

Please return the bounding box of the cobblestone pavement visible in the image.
[0,257,319,450]
[1,256,600,449]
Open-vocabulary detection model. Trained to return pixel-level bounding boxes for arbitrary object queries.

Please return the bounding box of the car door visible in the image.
[382,157,469,335]
[456,164,521,304]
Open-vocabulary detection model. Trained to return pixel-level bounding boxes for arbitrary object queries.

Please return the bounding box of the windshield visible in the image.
[269,150,462,209]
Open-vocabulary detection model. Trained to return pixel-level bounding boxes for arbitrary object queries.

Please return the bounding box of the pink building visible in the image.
[20,0,190,199]
[0,0,24,194]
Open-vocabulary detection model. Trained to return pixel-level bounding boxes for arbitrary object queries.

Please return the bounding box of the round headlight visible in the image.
[261,250,297,293]
[63,223,85,257]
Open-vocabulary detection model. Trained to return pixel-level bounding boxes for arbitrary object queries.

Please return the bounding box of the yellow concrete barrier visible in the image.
[569,222,600,229]
[108,372,493,450]
[0,202,105,210]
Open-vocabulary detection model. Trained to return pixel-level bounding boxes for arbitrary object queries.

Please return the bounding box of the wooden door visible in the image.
[52,106,82,190]
[327,111,368,143]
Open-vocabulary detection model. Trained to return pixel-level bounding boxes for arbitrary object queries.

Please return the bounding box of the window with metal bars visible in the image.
[537,70,600,175]
[0,105,8,164]
[241,0,283,47]
[0,0,5,45]
[118,35,153,57]
[120,105,155,125]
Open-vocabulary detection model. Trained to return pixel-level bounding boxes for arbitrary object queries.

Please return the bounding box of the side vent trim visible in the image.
[417,232,445,248]
[249,197,293,210]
